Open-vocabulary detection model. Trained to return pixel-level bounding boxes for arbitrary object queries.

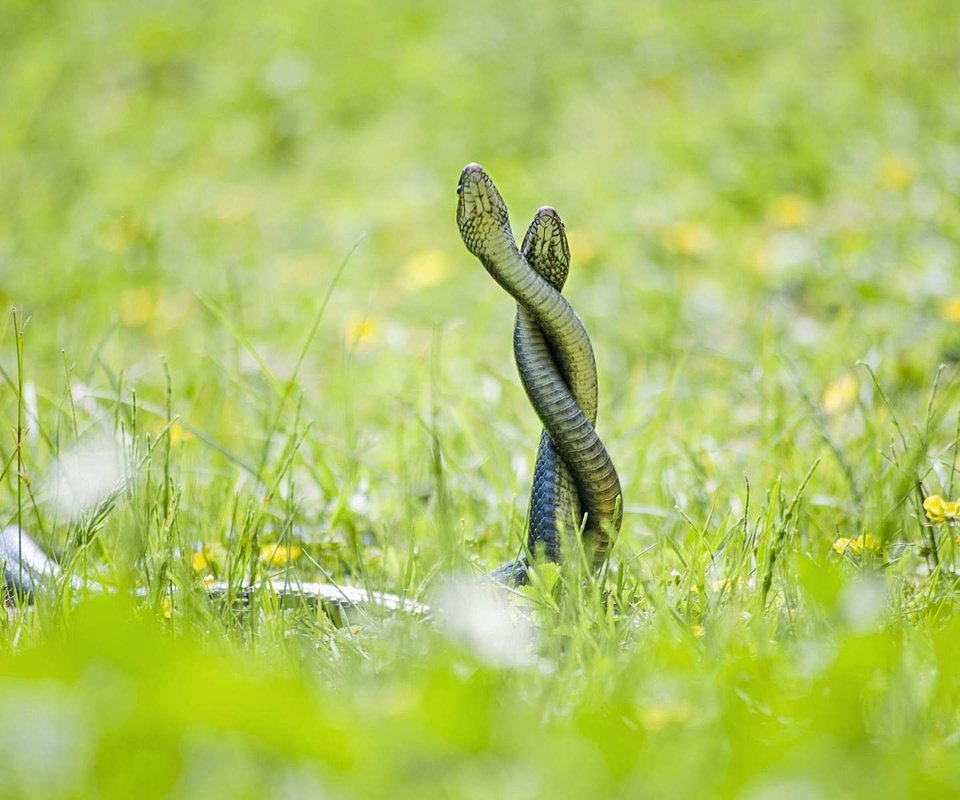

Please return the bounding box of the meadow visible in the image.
[3,0,960,796]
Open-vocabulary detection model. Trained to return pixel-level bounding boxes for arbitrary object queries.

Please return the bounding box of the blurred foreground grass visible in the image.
[3,0,960,796]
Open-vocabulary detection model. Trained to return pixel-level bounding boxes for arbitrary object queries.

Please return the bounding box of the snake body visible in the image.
[0,526,426,614]
[517,211,581,563]
[457,164,622,579]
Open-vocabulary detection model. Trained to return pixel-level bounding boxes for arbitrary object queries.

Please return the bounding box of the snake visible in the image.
[0,525,426,614]
[488,211,583,584]
[457,164,622,582]
[516,209,582,566]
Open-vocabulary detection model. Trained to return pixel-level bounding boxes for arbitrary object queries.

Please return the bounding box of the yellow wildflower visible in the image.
[939,298,960,323]
[769,194,811,229]
[832,537,852,554]
[400,249,451,289]
[832,534,881,556]
[923,495,955,523]
[746,239,769,276]
[345,317,378,349]
[169,421,193,446]
[260,543,302,567]
[877,154,914,190]
[666,221,711,257]
[191,543,225,572]
[119,287,159,326]
[822,374,858,414]
[641,702,695,731]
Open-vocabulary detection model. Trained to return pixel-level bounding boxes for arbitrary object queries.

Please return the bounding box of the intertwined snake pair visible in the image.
[456,164,622,583]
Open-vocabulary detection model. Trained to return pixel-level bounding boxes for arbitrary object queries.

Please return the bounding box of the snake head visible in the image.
[456,163,512,259]
[521,207,570,292]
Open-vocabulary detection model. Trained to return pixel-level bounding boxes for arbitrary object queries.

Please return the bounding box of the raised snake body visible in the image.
[457,164,622,581]
[517,211,582,563]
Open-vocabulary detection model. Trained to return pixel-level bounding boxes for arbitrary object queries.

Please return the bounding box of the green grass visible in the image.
[3,0,960,796]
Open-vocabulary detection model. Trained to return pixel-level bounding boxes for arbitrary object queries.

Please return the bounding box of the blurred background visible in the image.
[3,1,960,797]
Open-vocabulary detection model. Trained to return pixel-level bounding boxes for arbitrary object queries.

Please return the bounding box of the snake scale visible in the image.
[456,164,622,583]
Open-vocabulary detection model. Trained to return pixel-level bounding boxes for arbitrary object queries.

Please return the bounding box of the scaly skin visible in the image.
[457,165,597,418]
[518,210,581,564]
[457,164,622,577]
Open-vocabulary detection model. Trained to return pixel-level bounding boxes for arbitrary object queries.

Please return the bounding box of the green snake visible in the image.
[456,164,622,582]
[516,209,582,564]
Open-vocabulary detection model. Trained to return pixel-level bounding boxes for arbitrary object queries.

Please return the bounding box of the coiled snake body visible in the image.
[456,164,622,582]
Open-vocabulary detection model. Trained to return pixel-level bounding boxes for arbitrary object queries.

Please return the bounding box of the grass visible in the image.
[3,0,960,796]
